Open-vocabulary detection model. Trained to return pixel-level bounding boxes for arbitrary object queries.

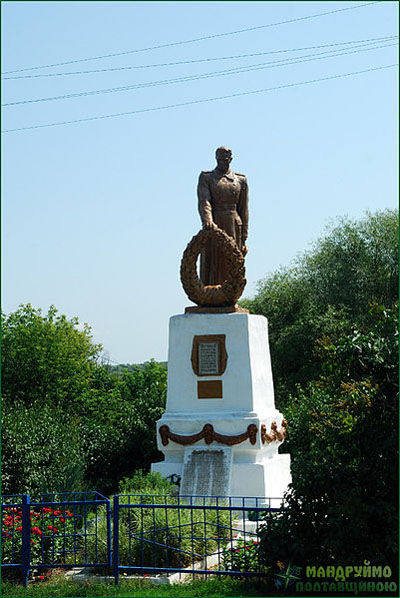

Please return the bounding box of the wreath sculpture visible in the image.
[180,227,246,306]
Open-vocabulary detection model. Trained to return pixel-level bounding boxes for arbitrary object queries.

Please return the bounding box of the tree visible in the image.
[241,210,398,408]
[1,305,168,496]
[1,304,101,408]
[1,400,86,496]
[259,303,398,568]
[81,361,167,495]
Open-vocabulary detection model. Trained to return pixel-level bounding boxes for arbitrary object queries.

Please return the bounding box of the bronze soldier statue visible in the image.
[197,147,249,285]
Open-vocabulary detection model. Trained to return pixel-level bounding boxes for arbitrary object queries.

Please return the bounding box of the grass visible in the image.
[1,576,271,597]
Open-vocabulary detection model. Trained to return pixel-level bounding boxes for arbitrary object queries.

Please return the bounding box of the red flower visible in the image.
[38,575,45,581]
[42,508,52,513]
[60,518,65,523]
[48,525,53,530]
[16,526,22,532]
[32,527,42,535]
[53,528,58,534]
[53,510,61,516]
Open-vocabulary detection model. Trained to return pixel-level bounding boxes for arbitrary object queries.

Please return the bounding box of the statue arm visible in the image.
[238,176,249,244]
[197,172,214,227]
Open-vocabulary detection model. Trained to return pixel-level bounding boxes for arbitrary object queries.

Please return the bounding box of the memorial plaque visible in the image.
[180,448,232,498]
[197,380,223,399]
[191,334,227,376]
[198,342,219,375]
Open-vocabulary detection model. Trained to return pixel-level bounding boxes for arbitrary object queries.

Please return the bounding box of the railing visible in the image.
[113,494,283,585]
[2,493,283,586]
[1,492,111,587]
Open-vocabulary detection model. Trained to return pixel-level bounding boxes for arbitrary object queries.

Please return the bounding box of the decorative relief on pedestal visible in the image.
[159,423,258,447]
[261,419,287,444]
[191,334,227,376]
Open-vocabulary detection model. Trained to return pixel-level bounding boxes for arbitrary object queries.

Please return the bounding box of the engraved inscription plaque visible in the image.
[191,334,227,376]
[198,342,219,375]
[180,448,232,498]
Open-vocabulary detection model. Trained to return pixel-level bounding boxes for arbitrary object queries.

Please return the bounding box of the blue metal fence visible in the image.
[1,493,283,586]
[1,492,111,586]
[112,494,283,585]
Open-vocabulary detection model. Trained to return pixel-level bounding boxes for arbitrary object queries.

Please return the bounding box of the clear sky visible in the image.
[1,1,398,364]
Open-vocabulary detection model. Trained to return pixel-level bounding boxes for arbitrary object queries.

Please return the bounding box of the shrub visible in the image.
[221,538,262,573]
[1,505,77,570]
[1,400,86,496]
[258,303,398,568]
[86,472,230,570]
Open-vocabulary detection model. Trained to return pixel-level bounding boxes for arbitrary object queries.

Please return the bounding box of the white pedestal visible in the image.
[152,313,291,500]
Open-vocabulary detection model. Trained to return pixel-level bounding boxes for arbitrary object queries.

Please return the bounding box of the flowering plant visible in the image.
[1,505,77,574]
[221,537,261,573]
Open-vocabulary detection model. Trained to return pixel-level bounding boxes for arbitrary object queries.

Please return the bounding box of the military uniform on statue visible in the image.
[152,147,291,503]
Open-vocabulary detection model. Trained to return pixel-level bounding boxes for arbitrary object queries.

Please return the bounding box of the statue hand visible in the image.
[242,244,248,256]
[204,221,218,230]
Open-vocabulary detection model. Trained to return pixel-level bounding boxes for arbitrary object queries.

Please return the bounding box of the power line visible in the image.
[2,63,396,133]
[3,35,396,80]
[3,1,380,74]
[3,40,397,107]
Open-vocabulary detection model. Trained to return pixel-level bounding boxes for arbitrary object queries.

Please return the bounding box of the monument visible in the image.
[152,147,291,500]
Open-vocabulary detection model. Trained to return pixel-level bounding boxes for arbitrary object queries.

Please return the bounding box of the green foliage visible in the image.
[86,471,230,570]
[118,470,175,496]
[1,577,268,597]
[1,304,101,408]
[221,538,262,574]
[1,304,167,496]
[2,505,76,572]
[259,303,398,567]
[81,362,167,495]
[1,400,86,495]
[241,210,398,408]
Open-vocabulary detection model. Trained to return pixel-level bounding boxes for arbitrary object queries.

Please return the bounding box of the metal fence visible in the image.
[2,493,283,586]
[1,492,111,587]
[113,494,283,585]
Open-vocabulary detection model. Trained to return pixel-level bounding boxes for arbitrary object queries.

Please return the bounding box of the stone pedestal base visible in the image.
[151,313,291,500]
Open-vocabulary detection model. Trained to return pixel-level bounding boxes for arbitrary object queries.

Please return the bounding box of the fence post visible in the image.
[21,495,31,588]
[113,495,119,586]
[106,499,112,569]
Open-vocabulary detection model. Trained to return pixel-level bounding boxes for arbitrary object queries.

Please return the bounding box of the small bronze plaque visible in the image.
[197,380,223,399]
[191,334,227,376]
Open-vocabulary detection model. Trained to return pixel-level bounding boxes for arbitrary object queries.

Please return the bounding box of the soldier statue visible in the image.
[197,146,249,286]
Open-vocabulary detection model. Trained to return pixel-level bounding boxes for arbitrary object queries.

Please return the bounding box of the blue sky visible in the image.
[1,1,398,364]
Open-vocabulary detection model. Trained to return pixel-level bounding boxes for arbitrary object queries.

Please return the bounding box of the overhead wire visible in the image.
[3,1,381,74]
[3,39,397,107]
[3,35,396,80]
[2,63,396,133]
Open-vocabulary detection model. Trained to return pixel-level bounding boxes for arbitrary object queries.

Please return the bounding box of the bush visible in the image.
[1,400,86,496]
[1,303,168,496]
[86,472,231,570]
[2,504,77,572]
[81,363,167,495]
[259,303,398,568]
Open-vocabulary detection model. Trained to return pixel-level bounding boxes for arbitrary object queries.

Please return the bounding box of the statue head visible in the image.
[215,146,232,172]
